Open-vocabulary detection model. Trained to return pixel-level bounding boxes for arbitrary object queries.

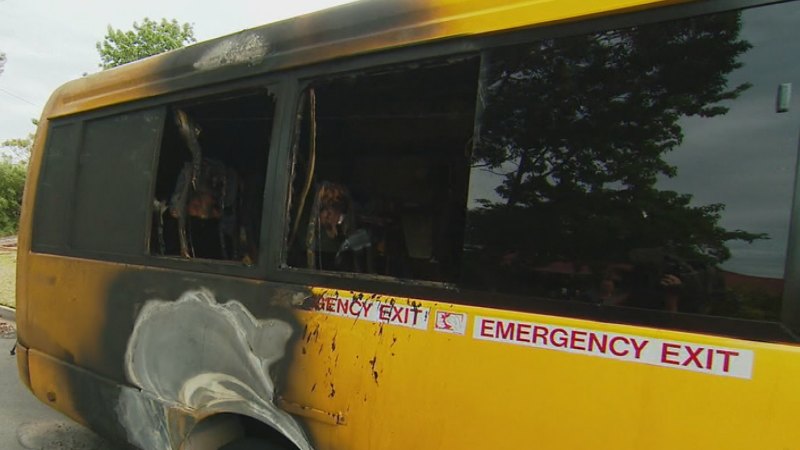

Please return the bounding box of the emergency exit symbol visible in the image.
[434,311,467,335]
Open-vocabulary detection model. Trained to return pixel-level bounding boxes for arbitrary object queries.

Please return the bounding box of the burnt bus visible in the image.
[15,0,800,449]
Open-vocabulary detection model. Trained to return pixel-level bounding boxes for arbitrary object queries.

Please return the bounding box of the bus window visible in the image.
[286,57,479,281]
[69,108,166,257]
[284,3,800,329]
[464,6,799,322]
[150,90,275,264]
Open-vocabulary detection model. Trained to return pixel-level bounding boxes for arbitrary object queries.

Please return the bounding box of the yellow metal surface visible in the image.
[18,250,800,449]
[41,0,685,119]
[279,288,800,450]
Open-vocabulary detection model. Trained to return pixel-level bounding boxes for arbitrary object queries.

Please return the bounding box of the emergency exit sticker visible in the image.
[314,294,430,330]
[474,316,754,379]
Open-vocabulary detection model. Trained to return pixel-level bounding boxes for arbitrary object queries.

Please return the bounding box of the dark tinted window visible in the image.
[71,108,164,256]
[33,123,81,251]
[464,3,800,322]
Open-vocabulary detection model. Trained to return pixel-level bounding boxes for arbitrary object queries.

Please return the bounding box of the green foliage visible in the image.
[96,18,196,69]
[1,119,38,164]
[0,161,26,235]
[1,136,33,162]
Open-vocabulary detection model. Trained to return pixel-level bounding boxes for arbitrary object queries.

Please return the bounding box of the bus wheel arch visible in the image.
[182,413,300,450]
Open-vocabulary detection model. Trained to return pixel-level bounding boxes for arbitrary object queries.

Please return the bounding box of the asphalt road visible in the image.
[0,318,123,450]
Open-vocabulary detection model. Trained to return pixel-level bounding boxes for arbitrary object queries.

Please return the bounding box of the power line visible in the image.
[0,87,38,107]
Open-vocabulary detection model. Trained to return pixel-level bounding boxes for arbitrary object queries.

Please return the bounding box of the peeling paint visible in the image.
[117,289,312,450]
[194,32,270,71]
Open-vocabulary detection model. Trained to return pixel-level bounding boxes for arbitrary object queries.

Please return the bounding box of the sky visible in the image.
[0,0,355,143]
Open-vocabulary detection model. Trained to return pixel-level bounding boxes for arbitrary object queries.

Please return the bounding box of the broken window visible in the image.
[151,90,275,264]
[285,57,480,282]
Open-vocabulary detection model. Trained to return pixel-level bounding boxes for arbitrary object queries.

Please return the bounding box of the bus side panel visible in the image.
[17,250,800,450]
[279,289,800,450]
[18,253,317,449]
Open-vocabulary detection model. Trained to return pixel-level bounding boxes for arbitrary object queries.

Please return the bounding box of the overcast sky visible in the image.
[0,0,354,142]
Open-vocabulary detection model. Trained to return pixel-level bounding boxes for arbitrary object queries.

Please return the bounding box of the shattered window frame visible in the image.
[147,88,277,267]
[280,56,481,286]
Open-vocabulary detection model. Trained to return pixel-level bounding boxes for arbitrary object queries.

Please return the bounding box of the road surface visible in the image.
[0,318,126,450]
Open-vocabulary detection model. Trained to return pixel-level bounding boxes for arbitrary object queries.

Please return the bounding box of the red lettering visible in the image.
[716,349,739,373]
[391,306,408,323]
[609,336,630,356]
[325,298,336,312]
[409,307,421,325]
[379,304,392,321]
[516,323,532,343]
[682,346,705,368]
[570,330,587,351]
[588,332,608,353]
[479,319,495,338]
[497,321,515,340]
[348,300,363,316]
[551,328,568,348]
[630,339,649,359]
[532,326,549,345]
[661,343,681,365]
[362,301,374,317]
[336,298,350,315]
[705,347,714,369]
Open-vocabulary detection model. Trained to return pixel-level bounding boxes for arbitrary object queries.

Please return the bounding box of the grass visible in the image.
[0,251,16,309]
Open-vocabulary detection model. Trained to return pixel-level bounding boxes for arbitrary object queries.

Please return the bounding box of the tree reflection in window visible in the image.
[464,11,785,319]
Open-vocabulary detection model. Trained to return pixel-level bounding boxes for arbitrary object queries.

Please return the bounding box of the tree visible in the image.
[0,52,6,76]
[0,118,29,235]
[96,18,196,69]
[1,119,37,164]
[470,11,761,267]
[0,161,26,235]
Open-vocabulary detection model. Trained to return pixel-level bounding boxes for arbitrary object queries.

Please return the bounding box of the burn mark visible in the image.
[369,356,379,385]
[299,295,318,310]
[117,290,312,450]
[194,31,270,70]
[306,323,320,344]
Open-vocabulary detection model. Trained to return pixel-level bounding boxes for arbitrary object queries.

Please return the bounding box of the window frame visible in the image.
[266,0,800,343]
[33,76,290,280]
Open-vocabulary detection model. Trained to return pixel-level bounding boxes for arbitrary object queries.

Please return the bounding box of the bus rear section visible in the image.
[15,0,800,449]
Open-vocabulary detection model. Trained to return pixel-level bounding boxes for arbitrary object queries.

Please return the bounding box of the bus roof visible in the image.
[45,0,681,119]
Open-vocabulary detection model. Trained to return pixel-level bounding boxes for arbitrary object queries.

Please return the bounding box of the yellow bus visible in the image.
[15,0,800,448]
